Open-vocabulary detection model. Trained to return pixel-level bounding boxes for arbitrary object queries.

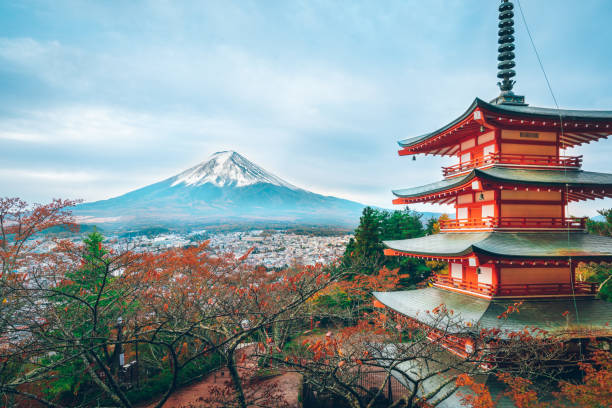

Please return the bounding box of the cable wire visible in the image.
[515,0,582,354]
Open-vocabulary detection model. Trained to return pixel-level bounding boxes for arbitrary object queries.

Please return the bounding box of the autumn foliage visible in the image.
[1,198,611,408]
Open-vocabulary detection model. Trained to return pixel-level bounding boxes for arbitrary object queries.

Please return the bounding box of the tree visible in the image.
[343,207,428,286]
[425,214,449,236]
[0,197,79,276]
[0,198,342,408]
[3,198,609,408]
[495,347,612,408]
[586,209,612,237]
[0,197,81,406]
[0,229,146,407]
[260,301,570,408]
[136,246,337,408]
[580,208,612,301]
[425,214,450,276]
[345,207,384,274]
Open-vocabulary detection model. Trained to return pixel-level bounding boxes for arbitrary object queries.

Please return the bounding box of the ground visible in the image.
[145,346,301,408]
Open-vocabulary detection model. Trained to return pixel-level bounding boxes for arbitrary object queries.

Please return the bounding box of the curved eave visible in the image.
[373,288,612,337]
[392,167,612,204]
[474,232,612,260]
[398,99,480,149]
[383,232,612,260]
[398,98,612,155]
[392,171,475,199]
[481,98,612,122]
[479,167,612,187]
[383,232,491,258]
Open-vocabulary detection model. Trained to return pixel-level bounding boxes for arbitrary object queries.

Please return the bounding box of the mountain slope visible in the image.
[171,151,298,189]
[74,151,367,226]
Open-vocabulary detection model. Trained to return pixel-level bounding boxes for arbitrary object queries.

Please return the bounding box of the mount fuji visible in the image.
[74,151,367,227]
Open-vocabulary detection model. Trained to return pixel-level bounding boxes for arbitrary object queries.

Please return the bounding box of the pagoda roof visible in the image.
[373,287,612,337]
[383,231,612,260]
[392,166,612,203]
[398,98,612,155]
[379,346,517,408]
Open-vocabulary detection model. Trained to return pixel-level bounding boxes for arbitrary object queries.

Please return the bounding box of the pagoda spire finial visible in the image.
[491,0,526,105]
[497,0,516,92]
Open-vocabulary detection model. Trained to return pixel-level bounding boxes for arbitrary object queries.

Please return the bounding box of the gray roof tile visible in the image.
[393,167,612,198]
[399,98,612,148]
[384,231,612,259]
[373,288,612,335]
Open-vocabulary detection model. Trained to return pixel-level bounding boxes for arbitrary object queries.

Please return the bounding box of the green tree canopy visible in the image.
[343,207,429,286]
[583,209,612,301]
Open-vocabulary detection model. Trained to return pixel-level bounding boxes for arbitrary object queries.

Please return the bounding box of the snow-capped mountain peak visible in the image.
[171,151,298,189]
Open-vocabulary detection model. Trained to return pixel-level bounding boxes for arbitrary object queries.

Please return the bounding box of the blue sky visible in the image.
[1,0,611,216]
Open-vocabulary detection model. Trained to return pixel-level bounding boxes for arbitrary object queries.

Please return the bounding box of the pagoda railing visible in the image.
[442,153,583,177]
[439,216,587,231]
[434,275,598,297]
[496,282,598,297]
[434,275,494,296]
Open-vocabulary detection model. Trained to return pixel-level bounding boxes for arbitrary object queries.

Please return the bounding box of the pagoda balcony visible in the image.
[496,282,599,297]
[439,216,587,231]
[434,275,495,297]
[433,275,598,298]
[442,153,583,177]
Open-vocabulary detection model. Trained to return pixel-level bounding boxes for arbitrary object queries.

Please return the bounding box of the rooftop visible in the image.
[397,98,612,155]
[383,231,612,260]
[392,166,612,203]
[373,287,612,337]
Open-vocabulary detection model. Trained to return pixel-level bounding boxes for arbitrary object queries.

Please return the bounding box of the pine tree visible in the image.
[343,206,430,286]
[582,209,612,301]
[352,207,383,261]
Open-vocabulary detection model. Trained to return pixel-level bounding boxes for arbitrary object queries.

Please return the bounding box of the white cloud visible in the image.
[0,106,155,146]
[0,1,611,220]
[0,131,46,142]
[0,168,101,183]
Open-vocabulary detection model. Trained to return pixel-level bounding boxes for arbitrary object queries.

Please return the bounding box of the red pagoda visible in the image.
[374,0,612,361]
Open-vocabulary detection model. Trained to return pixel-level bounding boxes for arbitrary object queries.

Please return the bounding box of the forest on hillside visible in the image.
[0,199,610,407]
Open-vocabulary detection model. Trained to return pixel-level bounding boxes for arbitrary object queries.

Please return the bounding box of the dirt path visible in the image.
[145,347,301,408]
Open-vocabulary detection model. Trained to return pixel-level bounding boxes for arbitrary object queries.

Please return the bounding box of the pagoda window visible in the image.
[478,132,495,145]
[460,152,471,163]
[458,193,473,204]
[477,266,493,286]
[500,267,570,285]
[500,190,562,201]
[482,143,496,157]
[477,190,495,202]
[519,132,540,139]
[482,204,495,218]
[501,142,557,156]
[457,207,468,220]
[502,130,557,142]
[461,138,476,151]
[450,263,463,280]
[500,130,558,156]
[501,203,562,218]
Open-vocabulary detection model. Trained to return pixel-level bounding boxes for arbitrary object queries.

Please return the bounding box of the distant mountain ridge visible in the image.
[74,151,368,227]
